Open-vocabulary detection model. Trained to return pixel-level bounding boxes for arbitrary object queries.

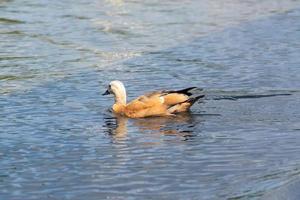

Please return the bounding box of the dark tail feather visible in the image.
[186,95,205,104]
[168,87,203,96]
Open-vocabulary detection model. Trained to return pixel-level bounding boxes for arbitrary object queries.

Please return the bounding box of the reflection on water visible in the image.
[104,112,198,141]
[104,114,129,138]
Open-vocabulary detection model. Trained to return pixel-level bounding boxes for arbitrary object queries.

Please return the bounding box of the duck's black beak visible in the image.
[102,89,110,96]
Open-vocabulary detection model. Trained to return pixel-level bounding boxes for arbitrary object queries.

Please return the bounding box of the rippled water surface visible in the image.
[1,0,300,199]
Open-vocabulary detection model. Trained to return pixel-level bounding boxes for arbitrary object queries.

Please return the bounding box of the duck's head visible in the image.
[103,80,126,104]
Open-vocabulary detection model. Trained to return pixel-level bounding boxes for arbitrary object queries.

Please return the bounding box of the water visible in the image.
[1,0,300,199]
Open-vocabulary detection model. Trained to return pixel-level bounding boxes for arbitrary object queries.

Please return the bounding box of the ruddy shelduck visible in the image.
[103,80,204,118]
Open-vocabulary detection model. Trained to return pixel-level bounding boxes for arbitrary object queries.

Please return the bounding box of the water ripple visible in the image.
[1,1,300,200]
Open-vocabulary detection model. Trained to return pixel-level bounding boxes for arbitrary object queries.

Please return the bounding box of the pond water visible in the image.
[1,0,300,199]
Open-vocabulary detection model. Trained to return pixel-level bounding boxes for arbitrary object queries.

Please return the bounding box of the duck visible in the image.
[103,80,204,118]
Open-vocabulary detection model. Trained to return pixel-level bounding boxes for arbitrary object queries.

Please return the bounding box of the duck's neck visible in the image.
[113,90,126,106]
[112,93,126,114]
[111,83,127,114]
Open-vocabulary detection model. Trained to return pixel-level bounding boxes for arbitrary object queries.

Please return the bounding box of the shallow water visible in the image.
[1,0,300,199]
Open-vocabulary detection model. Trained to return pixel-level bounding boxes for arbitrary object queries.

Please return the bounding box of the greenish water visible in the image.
[1,0,300,199]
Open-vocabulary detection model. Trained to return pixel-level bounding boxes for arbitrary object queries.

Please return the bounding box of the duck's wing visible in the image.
[125,92,165,111]
[126,87,203,110]
[161,93,189,106]
[136,89,192,106]
[124,92,168,118]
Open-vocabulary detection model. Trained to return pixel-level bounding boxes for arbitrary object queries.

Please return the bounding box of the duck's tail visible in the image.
[167,87,203,96]
[185,94,205,105]
[167,87,205,114]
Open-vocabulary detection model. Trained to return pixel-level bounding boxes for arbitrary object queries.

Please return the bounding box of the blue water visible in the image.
[1,0,300,199]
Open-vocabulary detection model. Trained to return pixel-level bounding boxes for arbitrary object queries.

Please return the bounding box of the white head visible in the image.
[103,80,127,105]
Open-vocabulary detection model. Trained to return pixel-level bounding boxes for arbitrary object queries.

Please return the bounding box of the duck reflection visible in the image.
[103,114,128,139]
[103,112,198,141]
